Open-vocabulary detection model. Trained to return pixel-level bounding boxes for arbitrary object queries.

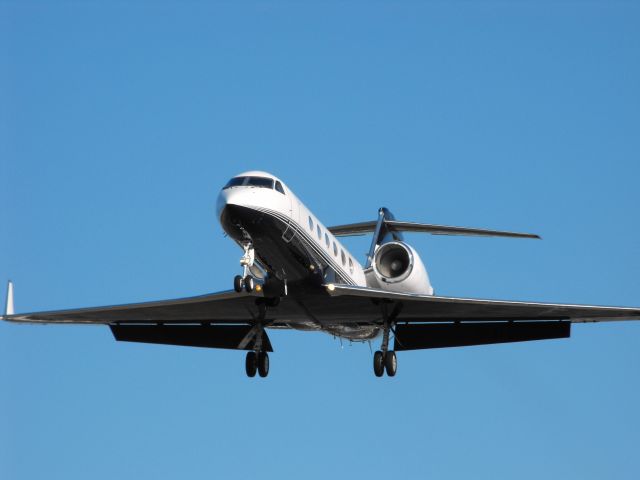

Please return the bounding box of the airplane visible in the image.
[3,170,640,378]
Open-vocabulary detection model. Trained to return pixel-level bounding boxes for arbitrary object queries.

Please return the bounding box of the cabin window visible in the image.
[223,177,246,189]
[308,216,314,232]
[325,233,330,248]
[275,181,285,194]
[349,257,354,274]
[333,241,338,256]
[317,225,322,240]
[341,250,346,266]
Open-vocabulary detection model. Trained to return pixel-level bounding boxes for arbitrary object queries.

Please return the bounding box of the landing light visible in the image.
[327,284,335,292]
[255,284,263,293]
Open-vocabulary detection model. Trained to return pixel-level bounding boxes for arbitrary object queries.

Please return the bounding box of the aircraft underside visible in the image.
[220,203,381,342]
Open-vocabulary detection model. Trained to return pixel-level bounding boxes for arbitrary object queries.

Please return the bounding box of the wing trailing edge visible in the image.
[110,324,274,351]
[394,321,571,350]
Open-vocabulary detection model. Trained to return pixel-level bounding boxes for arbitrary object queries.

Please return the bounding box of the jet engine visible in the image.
[371,241,433,295]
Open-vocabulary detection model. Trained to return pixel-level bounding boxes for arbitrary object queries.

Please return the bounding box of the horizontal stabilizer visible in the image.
[328,220,540,239]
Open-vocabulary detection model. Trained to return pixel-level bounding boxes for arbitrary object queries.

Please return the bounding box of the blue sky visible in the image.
[1,1,640,479]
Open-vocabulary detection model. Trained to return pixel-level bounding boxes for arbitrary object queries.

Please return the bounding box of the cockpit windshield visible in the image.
[223,176,279,191]
[223,177,246,189]
[246,176,274,188]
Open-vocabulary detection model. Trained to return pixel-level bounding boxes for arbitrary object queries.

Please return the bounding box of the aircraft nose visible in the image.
[216,188,243,220]
[216,189,229,220]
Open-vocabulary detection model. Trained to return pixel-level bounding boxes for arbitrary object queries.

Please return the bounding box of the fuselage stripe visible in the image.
[251,205,359,286]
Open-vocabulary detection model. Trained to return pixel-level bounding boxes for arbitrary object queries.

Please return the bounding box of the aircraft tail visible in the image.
[327,208,540,268]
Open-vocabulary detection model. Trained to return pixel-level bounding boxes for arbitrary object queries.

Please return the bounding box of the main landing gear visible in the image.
[373,302,401,377]
[241,301,270,378]
[233,243,259,293]
[245,351,269,377]
[373,323,397,377]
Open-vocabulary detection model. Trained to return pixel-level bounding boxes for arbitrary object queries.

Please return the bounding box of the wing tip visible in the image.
[4,280,14,318]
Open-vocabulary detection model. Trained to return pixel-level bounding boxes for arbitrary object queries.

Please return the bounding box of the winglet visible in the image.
[4,281,14,317]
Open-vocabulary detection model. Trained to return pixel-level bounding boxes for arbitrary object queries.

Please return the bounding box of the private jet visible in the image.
[4,171,640,377]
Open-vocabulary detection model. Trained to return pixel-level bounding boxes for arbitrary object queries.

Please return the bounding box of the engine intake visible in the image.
[371,241,433,295]
[374,242,413,282]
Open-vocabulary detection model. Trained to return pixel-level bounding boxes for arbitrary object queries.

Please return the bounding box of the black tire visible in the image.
[373,351,385,377]
[385,350,397,377]
[258,352,269,377]
[245,351,257,377]
[244,276,255,293]
[234,275,244,293]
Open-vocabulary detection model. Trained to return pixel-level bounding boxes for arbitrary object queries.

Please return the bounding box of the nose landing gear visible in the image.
[233,275,256,293]
[233,243,259,293]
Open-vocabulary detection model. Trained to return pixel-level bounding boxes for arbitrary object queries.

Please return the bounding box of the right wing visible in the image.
[4,290,264,325]
[1,289,307,352]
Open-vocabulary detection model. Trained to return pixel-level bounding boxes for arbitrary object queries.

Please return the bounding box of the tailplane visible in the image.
[328,208,539,295]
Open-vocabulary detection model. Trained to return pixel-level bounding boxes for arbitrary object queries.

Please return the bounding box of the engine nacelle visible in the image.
[370,241,433,295]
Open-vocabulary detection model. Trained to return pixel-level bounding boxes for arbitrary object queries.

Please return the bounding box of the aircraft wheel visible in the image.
[244,276,255,293]
[234,275,244,293]
[245,351,257,377]
[258,352,269,377]
[373,351,385,377]
[384,350,397,377]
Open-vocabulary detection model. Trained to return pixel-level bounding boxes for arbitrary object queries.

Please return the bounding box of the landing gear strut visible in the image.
[233,243,258,293]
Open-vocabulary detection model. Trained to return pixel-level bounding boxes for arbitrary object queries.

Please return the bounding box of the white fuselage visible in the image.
[216,171,367,288]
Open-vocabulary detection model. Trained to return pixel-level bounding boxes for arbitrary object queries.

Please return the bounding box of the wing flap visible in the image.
[110,324,273,351]
[394,321,570,351]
